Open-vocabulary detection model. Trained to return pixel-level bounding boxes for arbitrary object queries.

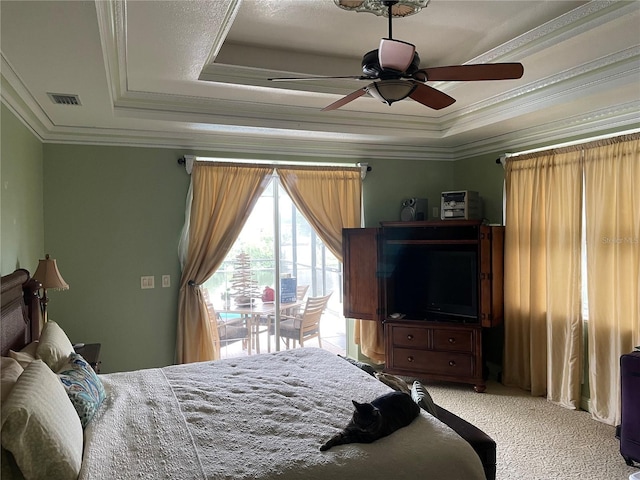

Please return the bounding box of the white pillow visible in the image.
[36,321,74,371]
[0,357,24,402]
[8,341,39,369]
[1,360,83,480]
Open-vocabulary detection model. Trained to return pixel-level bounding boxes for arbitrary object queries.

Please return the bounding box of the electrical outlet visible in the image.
[162,275,170,288]
[141,276,155,289]
[432,206,439,218]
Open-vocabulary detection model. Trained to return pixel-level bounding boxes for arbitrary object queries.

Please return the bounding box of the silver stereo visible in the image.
[441,191,481,220]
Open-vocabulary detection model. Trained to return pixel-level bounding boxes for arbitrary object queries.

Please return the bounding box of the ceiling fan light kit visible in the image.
[334,0,431,18]
[367,80,416,105]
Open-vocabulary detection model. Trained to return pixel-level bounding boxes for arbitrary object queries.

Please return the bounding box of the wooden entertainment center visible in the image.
[343,220,504,392]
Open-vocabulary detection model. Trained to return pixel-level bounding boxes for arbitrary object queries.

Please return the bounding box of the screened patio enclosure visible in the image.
[202,176,346,358]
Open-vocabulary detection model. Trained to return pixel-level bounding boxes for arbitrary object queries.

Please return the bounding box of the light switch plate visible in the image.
[141,276,154,289]
[162,275,170,288]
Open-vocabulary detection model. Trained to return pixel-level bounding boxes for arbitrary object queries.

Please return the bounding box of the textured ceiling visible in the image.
[1,0,639,161]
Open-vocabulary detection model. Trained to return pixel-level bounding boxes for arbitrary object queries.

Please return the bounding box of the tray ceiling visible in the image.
[1,0,639,161]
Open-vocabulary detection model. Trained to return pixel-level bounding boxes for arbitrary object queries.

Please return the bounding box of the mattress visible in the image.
[79,348,485,480]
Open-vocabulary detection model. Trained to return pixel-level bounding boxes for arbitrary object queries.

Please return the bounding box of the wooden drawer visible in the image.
[389,326,429,347]
[390,348,475,377]
[432,329,474,353]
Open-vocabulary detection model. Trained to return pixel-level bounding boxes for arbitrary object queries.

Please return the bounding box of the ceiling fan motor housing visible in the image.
[361,49,421,78]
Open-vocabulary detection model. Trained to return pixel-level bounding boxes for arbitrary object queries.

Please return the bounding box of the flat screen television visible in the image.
[387,244,479,322]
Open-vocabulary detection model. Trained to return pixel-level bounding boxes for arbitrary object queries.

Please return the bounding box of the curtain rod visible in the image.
[177,156,371,172]
[495,128,640,166]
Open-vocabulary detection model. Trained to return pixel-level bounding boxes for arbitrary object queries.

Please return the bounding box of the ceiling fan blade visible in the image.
[414,63,524,82]
[409,83,456,110]
[268,75,368,82]
[321,88,367,111]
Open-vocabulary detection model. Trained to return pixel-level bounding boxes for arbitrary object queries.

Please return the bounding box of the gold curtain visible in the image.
[277,165,362,261]
[176,162,273,363]
[503,149,584,408]
[353,318,386,364]
[503,132,640,425]
[277,166,383,362]
[583,134,640,424]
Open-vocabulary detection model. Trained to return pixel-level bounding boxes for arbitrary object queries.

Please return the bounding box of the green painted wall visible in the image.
[453,153,506,224]
[42,144,190,373]
[8,103,629,373]
[450,124,640,226]
[363,158,454,225]
[37,145,456,372]
[0,104,44,275]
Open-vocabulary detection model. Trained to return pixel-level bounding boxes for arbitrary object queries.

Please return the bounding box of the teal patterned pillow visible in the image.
[57,353,106,428]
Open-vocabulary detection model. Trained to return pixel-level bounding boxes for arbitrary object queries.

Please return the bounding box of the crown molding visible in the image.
[201,0,634,96]
[443,47,640,135]
[107,45,639,142]
[2,0,638,162]
[94,0,123,105]
[0,55,53,141]
[468,0,628,65]
[451,101,640,160]
[5,98,636,163]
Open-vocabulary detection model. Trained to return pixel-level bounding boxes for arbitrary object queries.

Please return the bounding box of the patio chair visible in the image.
[297,284,309,301]
[202,290,249,348]
[281,284,310,317]
[274,292,332,349]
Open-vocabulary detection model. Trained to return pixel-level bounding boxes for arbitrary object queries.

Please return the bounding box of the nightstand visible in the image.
[74,343,102,373]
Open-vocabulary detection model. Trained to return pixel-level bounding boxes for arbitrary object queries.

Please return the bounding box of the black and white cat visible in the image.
[320,391,420,451]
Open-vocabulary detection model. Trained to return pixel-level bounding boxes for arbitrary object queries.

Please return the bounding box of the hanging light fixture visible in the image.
[366,80,416,105]
[334,0,430,17]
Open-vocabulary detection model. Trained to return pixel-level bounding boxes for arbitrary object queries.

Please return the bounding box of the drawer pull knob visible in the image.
[449,360,456,367]
[448,337,456,344]
[407,356,414,362]
[407,334,414,341]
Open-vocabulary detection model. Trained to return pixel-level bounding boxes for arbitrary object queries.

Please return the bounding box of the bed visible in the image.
[1,269,491,480]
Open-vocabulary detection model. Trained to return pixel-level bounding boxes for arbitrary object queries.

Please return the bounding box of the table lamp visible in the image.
[33,254,69,322]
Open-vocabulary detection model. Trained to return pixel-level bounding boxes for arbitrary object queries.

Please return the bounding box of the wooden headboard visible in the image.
[1,269,42,356]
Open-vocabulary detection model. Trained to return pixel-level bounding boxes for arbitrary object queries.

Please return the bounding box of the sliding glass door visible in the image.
[203,176,345,358]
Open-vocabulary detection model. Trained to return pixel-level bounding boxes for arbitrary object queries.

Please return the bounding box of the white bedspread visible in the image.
[80,348,485,480]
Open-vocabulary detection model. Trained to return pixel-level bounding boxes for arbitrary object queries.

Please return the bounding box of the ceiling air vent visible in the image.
[47,93,81,106]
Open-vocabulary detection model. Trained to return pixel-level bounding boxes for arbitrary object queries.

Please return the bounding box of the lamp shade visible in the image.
[33,254,69,290]
[367,80,416,105]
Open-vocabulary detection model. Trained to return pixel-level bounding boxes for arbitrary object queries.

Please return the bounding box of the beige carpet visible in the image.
[413,379,638,480]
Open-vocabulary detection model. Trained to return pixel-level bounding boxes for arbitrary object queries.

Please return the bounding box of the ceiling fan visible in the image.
[268,0,524,111]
